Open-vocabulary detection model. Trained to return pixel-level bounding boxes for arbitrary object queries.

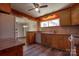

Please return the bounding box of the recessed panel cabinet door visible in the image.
[51,35,70,51]
[26,32,36,45]
[59,8,71,26]
[71,4,79,25]
[58,36,71,51]
[41,34,47,46]
[51,35,58,48]
[47,34,52,48]
[41,34,52,48]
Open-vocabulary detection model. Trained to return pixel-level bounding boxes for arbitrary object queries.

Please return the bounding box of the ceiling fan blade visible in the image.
[33,3,39,8]
[40,5,48,8]
[28,8,35,11]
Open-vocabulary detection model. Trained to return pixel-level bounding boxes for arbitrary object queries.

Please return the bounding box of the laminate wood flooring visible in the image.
[23,44,70,56]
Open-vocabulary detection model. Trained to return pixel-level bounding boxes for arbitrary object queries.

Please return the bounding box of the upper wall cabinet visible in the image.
[39,4,79,26]
[59,8,71,26]
[0,3,11,13]
[71,4,79,25]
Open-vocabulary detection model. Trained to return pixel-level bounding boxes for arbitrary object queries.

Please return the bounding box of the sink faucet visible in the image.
[53,30,57,34]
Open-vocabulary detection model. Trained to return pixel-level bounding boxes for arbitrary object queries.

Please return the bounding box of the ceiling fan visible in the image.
[28,3,48,13]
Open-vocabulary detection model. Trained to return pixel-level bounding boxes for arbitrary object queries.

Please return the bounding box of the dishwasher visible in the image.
[36,32,41,44]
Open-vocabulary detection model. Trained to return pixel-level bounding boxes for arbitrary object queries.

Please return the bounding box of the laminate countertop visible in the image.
[0,39,25,51]
[41,32,70,35]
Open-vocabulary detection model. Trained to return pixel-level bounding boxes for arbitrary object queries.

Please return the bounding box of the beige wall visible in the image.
[16,17,38,31]
[22,17,37,31]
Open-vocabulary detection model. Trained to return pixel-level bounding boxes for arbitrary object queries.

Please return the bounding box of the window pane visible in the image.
[49,19,60,26]
[40,21,48,27]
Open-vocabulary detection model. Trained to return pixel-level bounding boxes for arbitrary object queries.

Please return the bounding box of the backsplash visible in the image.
[40,26,79,34]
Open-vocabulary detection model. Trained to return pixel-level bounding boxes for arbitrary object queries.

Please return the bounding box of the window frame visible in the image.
[48,18,60,27]
[40,18,60,27]
[40,21,49,27]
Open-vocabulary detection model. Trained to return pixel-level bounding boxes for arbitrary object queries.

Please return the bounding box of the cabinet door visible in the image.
[0,46,23,56]
[46,34,52,48]
[30,32,35,44]
[51,35,59,48]
[26,32,35,45]
[51,35,70,51]
[71,4,79,25]
[63,35,71,51]
[0,3,11,13]
[41,34,47,46]
[16,46,23,56]
[76,48,79,56]
[41,34,44,45]
[41,34,52,48]
[0,47,17,56]
[59,8,71,26]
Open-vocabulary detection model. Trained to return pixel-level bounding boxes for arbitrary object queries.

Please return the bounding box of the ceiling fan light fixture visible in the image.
[35,8,39,11]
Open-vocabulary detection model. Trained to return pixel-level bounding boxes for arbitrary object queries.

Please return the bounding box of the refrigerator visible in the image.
[0,13,15,40]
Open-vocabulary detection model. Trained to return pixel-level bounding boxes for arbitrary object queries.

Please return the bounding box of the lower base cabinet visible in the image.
[41,33,71,52]
[41,34,51,48]
[76,48,79,56]
[0,45,23,56]
[76,45,79,56]
[26,32,36,45]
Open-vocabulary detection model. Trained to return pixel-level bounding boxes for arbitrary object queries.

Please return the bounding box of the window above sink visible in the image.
[40,18,60,27]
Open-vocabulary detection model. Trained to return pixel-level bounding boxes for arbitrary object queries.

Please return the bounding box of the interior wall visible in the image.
[40,26,79,34]
[15,16,38,38]
[28,21,37,31]
[23,17,38,31]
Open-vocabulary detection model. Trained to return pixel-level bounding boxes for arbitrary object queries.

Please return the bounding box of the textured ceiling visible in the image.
[11,3,71,18]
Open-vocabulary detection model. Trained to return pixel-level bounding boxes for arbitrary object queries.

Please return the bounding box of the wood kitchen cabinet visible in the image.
[58,4,79,26]
[41,34,47,46]
[26,32,36,45]
[41,33,51,48]
[41,33,45,46]
[46,34,52,48]
[51,35,61,49]
[0,3,11,13]
[76,48,79,56]
[71,4,79,25]
[0,39,25,56]
[39,4,79,26]
[41,33,71,51]
[75,44,79,56]
[51,35,70,51]
[59,8,71,26]
[0,45,23,56]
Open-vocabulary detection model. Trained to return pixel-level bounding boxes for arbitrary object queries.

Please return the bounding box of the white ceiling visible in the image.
[11,3,71,18]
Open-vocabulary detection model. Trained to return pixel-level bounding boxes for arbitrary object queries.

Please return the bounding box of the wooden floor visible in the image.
[23,44,70,56]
